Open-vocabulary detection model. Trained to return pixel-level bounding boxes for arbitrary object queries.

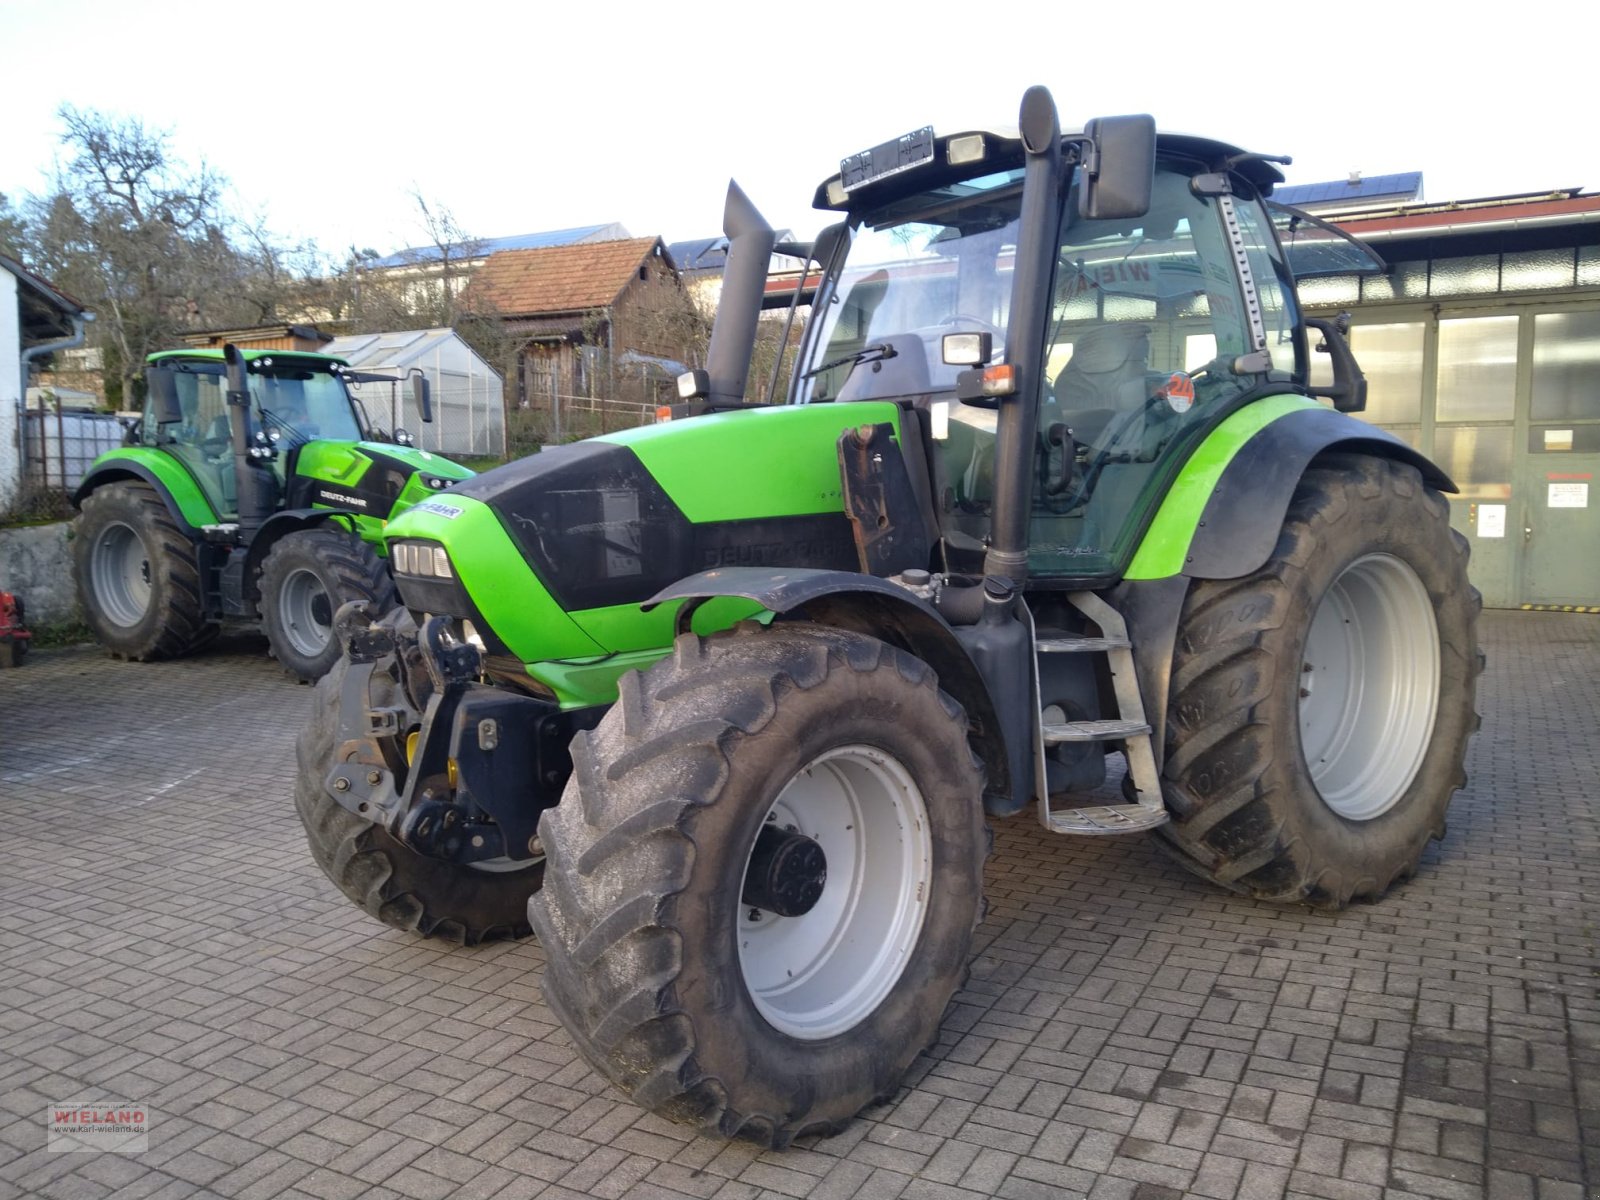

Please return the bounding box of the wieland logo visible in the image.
[47,1102,149,1152]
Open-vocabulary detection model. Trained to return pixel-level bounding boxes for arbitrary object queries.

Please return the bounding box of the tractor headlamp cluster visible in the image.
[391,539,454,580]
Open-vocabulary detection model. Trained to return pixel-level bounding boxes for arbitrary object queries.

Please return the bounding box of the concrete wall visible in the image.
[0,521,77,625]
[1,271,20,512]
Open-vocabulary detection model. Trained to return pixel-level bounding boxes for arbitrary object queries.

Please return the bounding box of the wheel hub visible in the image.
[736,745,932,1041]
[1299,553,1440,820]
[741,824,827,918]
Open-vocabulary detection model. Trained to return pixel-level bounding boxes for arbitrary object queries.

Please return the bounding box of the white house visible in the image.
[1,255,91,511]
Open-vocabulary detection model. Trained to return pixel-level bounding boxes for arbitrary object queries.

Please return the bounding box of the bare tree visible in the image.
[16,106,308,406]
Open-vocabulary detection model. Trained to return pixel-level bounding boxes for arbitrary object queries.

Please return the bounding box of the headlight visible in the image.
[391,539,454,579]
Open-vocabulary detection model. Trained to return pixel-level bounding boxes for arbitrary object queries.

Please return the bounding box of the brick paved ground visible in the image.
[0,611,1595,1200]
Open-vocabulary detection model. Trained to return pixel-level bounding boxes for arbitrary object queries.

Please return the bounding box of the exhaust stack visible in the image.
[224,344,274,539]
[702,180,776,408]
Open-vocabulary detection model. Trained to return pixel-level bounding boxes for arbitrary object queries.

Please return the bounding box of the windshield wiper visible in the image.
[800,341,899,380]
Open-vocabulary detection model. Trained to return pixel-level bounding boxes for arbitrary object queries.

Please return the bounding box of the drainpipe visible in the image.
[18,311,93,474]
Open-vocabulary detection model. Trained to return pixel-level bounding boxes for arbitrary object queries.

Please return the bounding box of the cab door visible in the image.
[145,366,238,520]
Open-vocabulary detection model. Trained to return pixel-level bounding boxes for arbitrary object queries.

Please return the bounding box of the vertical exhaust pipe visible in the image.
[224,344,272,539]
[703,180,776,408]
[984,86,1063,584]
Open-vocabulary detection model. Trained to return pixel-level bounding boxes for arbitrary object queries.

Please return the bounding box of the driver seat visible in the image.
[1055,322,1150,447]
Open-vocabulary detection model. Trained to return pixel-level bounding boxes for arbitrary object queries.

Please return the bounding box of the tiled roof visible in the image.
[466,237,667,317]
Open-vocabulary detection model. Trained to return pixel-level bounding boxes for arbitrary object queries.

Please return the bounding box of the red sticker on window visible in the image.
[1163,373,1195,413]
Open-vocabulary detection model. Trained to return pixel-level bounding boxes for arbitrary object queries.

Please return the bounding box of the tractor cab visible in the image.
[143,351,372,519]
[795,125,1319,582]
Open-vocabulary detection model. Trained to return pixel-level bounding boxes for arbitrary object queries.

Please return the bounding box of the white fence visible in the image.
[24,409,125,492]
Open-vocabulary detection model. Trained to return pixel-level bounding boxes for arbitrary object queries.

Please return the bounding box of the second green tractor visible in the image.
[73,346,473,679]
[298,88,1481,1143]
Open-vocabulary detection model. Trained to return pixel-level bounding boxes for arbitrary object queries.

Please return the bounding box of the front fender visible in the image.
[1128,399,1454,581]
[244,508,361,583]
[647,567,1013,810]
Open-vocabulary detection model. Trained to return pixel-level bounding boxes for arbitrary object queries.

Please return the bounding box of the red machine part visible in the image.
[0,591,30,668]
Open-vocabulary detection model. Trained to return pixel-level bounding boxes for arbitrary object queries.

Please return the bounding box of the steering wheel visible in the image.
[936,314,1003,339]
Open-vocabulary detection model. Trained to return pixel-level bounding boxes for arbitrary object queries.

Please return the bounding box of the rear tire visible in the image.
[73,481,215,661]
[1158,455,1482,907]
[260,527,395,682]
[294,651,542,943]
[531,624,987,1145]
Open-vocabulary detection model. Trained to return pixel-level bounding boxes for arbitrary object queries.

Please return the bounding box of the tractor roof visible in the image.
[147,348,350,367]
[813,123,1285,212]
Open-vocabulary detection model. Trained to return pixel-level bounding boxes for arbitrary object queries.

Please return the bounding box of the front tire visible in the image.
[1159,454,1483,907]
[259,527,395,681]
[294,650,543,943]
[73,481,214,661]
[531,625,987,1145]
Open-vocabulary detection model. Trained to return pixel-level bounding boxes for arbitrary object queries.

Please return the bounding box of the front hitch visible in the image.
[323,605,604,866]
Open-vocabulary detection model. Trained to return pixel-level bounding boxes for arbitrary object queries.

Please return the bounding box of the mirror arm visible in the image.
[1303,315,1368,413]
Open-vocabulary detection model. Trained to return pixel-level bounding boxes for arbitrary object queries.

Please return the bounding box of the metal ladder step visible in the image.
[1042,718,1150,744]
[1046,804,1169,835]
[1033,591,1167,838]
[1036,635,1130,653]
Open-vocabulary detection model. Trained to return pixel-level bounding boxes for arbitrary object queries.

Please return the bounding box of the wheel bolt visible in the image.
[333,777,350,791]
[367,770,381,785]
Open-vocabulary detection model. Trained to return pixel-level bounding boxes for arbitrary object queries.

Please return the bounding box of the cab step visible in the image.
[1043,718,1150,743]
[1045,804,1169,835]
[1032,592,1167,838]
[1036,635,1130,653]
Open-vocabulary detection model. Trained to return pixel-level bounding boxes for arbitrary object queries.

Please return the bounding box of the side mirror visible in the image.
[1304,315,1368,413]
[809,221,848,272]
[409,370,432,423]
[144,367,184,424]
[1080,114,1156,221]
[223,343,249,403]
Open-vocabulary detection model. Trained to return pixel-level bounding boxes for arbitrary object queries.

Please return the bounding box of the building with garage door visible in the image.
[1285,183,1600,610]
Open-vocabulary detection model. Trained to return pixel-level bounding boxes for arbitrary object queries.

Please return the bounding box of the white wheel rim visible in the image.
[278,567,334,658]
[737,745,932,1040]
[91,522,151,628]
[1299,553,1440,820]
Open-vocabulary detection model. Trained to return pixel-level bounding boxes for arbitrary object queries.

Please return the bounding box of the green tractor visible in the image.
[298,87,1481,1143]
[73,345,474,680]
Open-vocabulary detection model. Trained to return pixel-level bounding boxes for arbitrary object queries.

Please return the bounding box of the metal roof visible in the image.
[1275,172,1423,207]
[321,328,465,370]
[666,237,728,274]
[367,223,630,270]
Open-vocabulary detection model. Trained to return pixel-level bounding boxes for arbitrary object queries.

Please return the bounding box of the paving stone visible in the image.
[0,612,1592,1199]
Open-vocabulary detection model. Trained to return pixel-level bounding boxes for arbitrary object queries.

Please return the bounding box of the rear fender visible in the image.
[1130,403,1454,582]
[73,453,212,532]
[647,568,1013,810]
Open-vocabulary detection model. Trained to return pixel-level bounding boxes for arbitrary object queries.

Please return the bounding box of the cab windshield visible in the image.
[250,364,364,444]
[796,168,1025,404]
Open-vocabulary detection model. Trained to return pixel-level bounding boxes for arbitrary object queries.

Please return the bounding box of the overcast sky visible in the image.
[2,0,1593,262]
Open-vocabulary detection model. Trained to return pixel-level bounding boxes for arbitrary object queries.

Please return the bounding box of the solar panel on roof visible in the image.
[1276,172,1422,206]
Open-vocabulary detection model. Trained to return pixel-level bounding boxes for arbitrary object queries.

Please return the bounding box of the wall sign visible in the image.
[1548,482,1588,509]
